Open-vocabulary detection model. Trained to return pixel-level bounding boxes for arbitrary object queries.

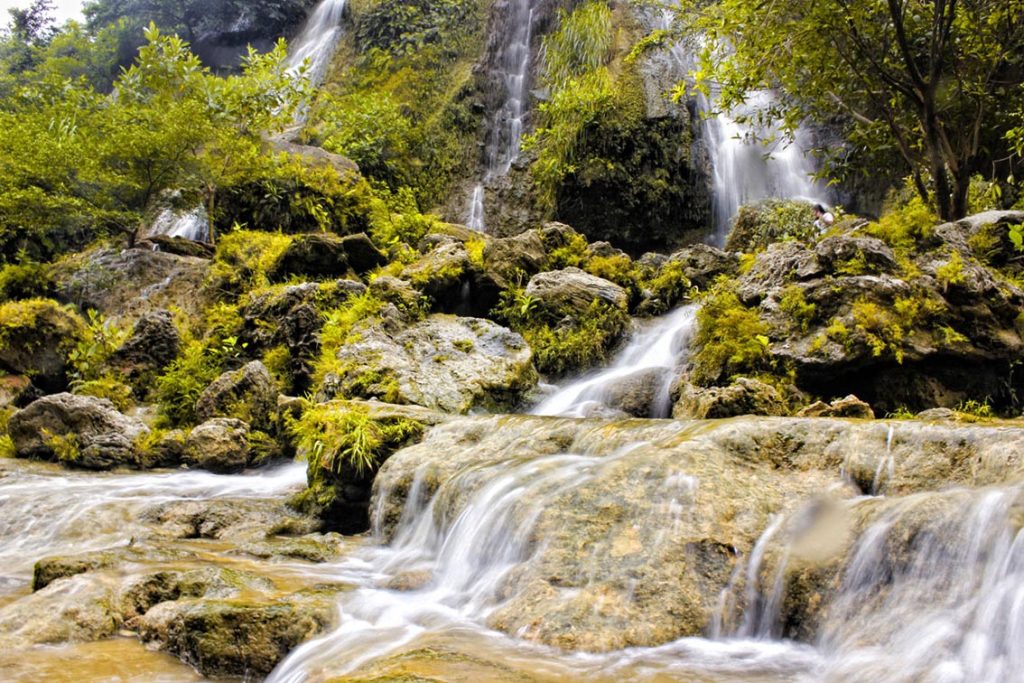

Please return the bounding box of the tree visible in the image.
[0,23,309,259]
[676,0,1024,220]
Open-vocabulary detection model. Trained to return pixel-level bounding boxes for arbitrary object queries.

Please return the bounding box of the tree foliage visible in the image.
[0,23,308,260]
[676,0,1024,220]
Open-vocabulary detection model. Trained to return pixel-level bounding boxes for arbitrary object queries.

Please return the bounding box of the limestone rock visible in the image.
[141,497,319,541]
[322,315,537,414]
[402,241,471,309]
[525,267,628,314]
[183,418,251,474]
[109,310,180,389]
[674,378,788,419]
[798,395,875,419]
[8,393,149,469]
[480,230,549,291]
[53,246,211,321]
[814,235,897,274]
[136,591,337,678]
[667,244,740,289]
[195,361,278,433]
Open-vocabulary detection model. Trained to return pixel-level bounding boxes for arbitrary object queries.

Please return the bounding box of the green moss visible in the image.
[778,285,816,333]
[496,286,630,377]
[209,230,294,295]
[638,261,693,315]
[935,250,967,290]
[72,377,134,412]
[548,233,589,269]
[44,431,80,464]
[291,403,424,478]
[691,278,772,386]
[0,298,84,355]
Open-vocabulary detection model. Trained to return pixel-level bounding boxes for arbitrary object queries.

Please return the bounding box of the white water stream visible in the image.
[532,305,699,418]
[285,0,349,88]
[465,0,535,232]
[0,460,307,595]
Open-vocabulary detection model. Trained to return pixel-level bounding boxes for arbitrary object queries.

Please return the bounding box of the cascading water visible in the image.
[657,9,825,245]
[714,485,1024,683]
[0,460,307,595]
[531,304,699,418]
[142,202,210,243]
[267,439,820,682]
[465,0,535,232]
[285,0,349,87]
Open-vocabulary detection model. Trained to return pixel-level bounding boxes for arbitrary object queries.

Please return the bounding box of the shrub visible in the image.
[208,230,293,295]
[691,278,771,385]
[291,403,423,477]
[72,377,134,412]
[724,200,818,253]
[0,260,55,301]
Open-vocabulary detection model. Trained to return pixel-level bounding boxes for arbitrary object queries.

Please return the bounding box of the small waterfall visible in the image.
[0,462,306,594]
[143,202,210,243]
[657,9,825,245]
[716,486,1024,683]
[464,0,535,232]
[531,304,699,418]
[285,0,349,85]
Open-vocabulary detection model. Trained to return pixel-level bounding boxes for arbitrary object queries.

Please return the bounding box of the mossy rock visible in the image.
[0,299,85,390]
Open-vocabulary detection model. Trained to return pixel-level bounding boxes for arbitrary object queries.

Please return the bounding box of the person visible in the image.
[813,203,835,231]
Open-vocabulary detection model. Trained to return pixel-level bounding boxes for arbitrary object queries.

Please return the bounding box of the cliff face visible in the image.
[309,0,714,252]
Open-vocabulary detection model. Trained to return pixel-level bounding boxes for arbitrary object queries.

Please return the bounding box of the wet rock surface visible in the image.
[373,415,1024,651]
[195,361,279,433]
[525,267,629,314]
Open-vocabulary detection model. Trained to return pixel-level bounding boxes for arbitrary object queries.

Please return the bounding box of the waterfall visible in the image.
[658,9,825,245]
[142,0,346,243]
[531,304,699,418]
[285,0,349,85]
[141,202,210,243]
[464,0,536,232]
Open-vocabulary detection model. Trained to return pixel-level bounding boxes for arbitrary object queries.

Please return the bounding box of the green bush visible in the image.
[291,403,423,477]
[691,278,771,385]
[0,260,55,301]
[724,200,818,252]
[208,230,293,295]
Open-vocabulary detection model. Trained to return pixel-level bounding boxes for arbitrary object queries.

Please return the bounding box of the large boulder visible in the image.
[524,268,628,315]
[269,233,385,281]
[184,418,251,474]
[372,415,1024,652]
[136,591,337,678]
[402,241,472,310]
[321,315,538,413]
[667,244,740,290]
[0,299,84,390]
[109,309,180,391]
[8,393,149,469]
[480,231,549,290]
[195,361,278,433]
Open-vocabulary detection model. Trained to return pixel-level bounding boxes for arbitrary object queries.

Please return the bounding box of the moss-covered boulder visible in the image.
[0,299,85,390]
[524,267,628,314]
[269,232,386,281]
[8,393,149,469]
[320,315,538,413]
[195,361,278,433]
[694,210,1024,414]
[136,591,338,678]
